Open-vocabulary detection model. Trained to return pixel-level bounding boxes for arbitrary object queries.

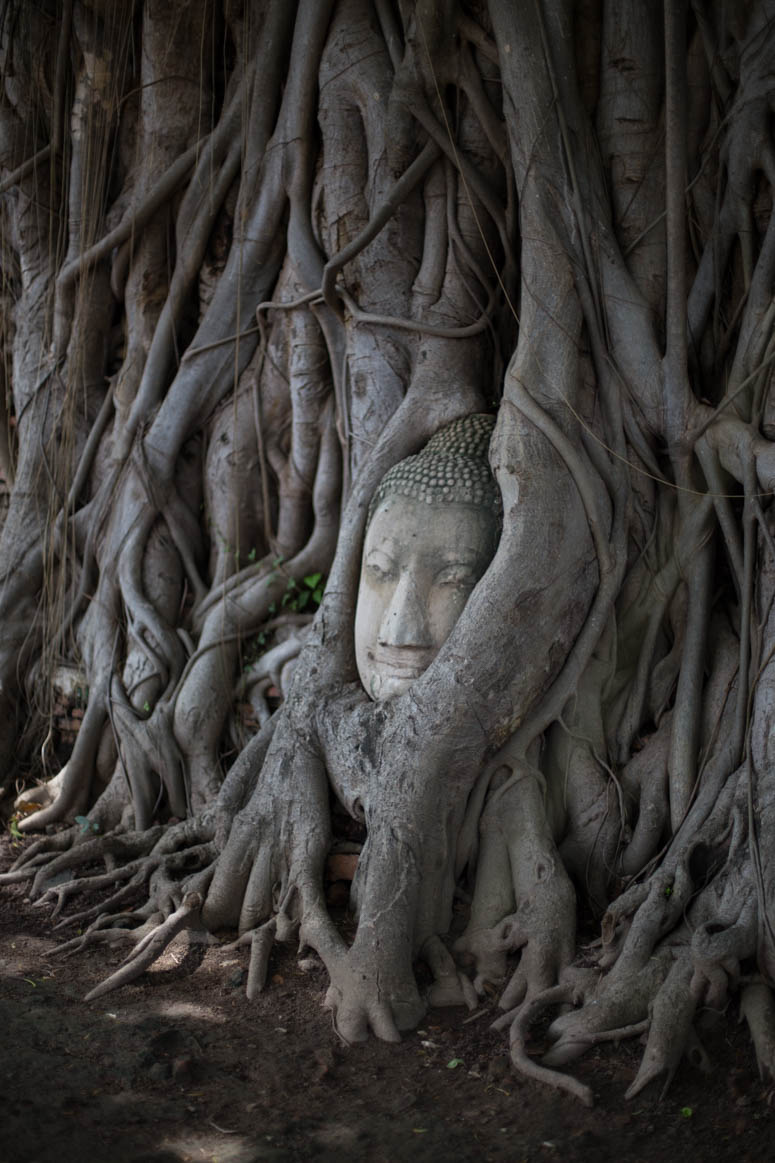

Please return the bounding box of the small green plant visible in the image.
[8,815,23,841]
[75,815,99,835]
[242,630,268,671]
[281,572,325,612]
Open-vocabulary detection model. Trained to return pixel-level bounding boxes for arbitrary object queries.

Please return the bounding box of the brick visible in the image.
[326,852,359,882]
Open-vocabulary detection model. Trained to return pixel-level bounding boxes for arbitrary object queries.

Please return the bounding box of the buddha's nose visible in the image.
[378,571,432,648]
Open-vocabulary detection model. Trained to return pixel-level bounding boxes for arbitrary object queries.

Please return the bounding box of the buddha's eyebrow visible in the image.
[365,545,398,561]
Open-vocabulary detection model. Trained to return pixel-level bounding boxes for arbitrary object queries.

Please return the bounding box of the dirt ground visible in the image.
[1,833,773,1163]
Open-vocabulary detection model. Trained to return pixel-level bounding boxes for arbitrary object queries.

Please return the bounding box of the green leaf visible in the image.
[298,590,310,609]
[247,547,256,562]
[447,1058,463,1069]
[680,1107,693,1119]
[303,572,322,589]
[312,587,323,604]
[75,815,91,835]
[268,602,276,615]
[143,700,150,713]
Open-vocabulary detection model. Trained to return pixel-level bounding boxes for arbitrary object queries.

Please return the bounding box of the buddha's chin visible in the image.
[361,660,433,701]
[371,672,416,700]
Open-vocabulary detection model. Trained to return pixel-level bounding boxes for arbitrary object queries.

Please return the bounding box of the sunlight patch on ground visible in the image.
[153,999,227,1024]
[161,1130,273,1162]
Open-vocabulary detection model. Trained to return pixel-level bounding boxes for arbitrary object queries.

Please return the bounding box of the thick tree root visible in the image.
[247,921,279,999]
[541,951,672,1068]
[421,934,479,1011]
[221,916,290,1000]
[740,982,775,1083]
[624,952,697,1099]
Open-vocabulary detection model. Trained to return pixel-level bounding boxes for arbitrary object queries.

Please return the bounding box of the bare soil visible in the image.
[0,834,771,1163]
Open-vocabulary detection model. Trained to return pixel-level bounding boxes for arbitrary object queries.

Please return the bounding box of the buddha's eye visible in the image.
[365,553,397,583]
[435,564,479,588]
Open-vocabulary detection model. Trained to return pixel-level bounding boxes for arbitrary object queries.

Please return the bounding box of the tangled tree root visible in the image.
[83,892,205,1002]
[497,982,594,1107]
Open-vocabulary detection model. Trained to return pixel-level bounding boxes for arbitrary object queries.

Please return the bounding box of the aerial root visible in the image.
[500,983,594,1107]
[83,892,203,1001]
[740,982,775,1082]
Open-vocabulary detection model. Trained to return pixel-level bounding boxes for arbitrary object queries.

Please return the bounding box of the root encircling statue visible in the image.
[3,0,775,1106]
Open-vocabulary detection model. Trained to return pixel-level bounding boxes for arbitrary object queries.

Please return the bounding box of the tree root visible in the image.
[542,950,671,1068]
[499,983,594,1107]
[54,910,165,958]
[35,860,146,922]
[83,892,204,1002]
[740,982,775,1083]
[38,840,217,927]
[221,917,283,1000]
[624,952,697,1099]
[247,921,280,999]
[421,934,478,1011]
[323,965,407,1045]
[27,829,165,900]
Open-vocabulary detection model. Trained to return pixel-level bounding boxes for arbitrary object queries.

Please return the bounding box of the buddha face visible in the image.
[355,494,497,700]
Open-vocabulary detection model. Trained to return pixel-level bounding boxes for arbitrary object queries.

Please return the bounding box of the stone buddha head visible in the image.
[355,414,501,700]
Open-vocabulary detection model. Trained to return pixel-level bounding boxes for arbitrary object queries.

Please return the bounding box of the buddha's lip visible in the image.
[370,646,435,675]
